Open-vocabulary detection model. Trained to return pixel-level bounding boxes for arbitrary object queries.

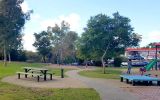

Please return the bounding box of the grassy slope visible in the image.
[0,62,100,100]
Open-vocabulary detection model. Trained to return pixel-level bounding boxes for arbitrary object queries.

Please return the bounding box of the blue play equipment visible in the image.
[120,75,160,86]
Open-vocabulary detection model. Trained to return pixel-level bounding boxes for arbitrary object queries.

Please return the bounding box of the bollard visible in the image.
[61,68,64,78]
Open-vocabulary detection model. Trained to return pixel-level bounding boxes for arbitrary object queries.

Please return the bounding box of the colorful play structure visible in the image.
[140,43,160,74]
[121,43,160,86]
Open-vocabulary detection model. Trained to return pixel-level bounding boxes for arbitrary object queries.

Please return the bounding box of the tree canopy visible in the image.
[0,0,32,66]
[33,31,52,63]
[77,12,141,73]
[49,21,78,64]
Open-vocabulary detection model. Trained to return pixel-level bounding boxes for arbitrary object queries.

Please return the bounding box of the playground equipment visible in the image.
[145,59,157,71]
[140,59,158,75]
[139,43,160,74]
[120,75,160,86]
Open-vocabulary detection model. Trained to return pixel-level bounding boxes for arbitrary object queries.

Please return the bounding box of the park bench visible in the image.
[16,72,43,82]
[17,67,54,82]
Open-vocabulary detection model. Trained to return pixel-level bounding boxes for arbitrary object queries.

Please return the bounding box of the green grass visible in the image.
[0,61,71,78]
[0,62,45,79]
[79,67,140,79]
[0,61,100,100]
[0,82,100,100]
[79,67,124,79]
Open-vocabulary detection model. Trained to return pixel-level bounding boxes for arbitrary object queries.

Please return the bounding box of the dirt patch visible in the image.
[1,75,89,88]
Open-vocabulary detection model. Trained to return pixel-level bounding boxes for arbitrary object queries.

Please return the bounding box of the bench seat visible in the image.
[16,72,54,81]
[16,72,43,82]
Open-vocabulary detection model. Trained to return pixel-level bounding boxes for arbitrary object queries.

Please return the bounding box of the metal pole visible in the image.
[155,45,158,70]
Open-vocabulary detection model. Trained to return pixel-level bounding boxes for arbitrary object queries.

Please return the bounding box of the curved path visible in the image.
[66,70,140,100]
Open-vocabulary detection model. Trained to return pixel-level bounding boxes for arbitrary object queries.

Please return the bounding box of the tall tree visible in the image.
[33,31,52,63]
[77,12,141,73]
[49,21,78,64]
[0,0,31,66]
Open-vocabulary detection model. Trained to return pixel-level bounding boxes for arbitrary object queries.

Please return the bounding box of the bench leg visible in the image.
[37,76,40,82]
[149,81,152,85]
[157,81,160,86]
[126,79,129,84]
[132,81,136,86]
[44,75,47,81]
[18,73,20,79]
[25,74,28,78]
[120,77,123,82]
[50,74,52,80]
[32,72,33,77]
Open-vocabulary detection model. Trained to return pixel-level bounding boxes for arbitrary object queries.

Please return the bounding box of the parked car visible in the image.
[121,61,148,67]
[131,61,148,66]
[128,55,144,60]
[121,62,128,66]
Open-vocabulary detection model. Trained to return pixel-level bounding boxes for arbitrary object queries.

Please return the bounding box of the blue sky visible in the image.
[21,0,160,51]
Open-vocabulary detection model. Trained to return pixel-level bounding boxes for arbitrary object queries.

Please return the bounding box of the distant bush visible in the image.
[114,57,122,67]
[25,51,41,62]
[121,56,128,62]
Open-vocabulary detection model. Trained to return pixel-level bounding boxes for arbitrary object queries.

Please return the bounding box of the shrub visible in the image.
[114,57,122,67]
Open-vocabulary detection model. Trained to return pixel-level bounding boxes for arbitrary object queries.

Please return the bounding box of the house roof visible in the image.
[126,48,160,51]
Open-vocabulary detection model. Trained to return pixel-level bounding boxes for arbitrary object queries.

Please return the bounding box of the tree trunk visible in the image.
[3,44,7,67]
[8,52,11,63]
[101,43,110,74]
[101,51,107,74]
[43,56,46,63]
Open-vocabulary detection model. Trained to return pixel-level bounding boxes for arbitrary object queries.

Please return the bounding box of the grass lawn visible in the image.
[0,62,45,79]
[79,67,139,79]
[0,82,100,100]
[0,61,100,100]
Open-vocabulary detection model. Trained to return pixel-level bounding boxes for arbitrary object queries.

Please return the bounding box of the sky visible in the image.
[21,0,160,51]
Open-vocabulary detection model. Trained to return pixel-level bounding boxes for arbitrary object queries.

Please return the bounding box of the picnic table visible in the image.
[17,67,53,82]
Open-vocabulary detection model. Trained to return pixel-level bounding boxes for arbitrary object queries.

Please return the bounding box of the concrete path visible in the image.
[2,75,88,88]
[66,70,140,100]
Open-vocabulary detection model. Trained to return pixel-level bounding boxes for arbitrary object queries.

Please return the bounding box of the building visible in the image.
[125,48,160,60]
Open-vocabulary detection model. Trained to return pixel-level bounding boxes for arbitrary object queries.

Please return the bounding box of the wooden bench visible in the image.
[16,72,43,82]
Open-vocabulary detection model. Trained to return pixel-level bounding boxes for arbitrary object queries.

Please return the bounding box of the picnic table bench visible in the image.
[17,67,54,82]
[120,75,160,86]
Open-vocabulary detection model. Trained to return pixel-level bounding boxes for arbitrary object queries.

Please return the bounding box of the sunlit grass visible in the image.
[0,61,100,100]
[79,67,140,79]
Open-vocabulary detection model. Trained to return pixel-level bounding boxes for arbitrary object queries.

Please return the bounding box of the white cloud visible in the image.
[140,31,160,46]
[22,33,36,52]
[41,13,81,32]
[20,1,29,13]
[23,13,81,52]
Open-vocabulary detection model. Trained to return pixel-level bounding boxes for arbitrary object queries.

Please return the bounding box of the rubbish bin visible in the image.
[61,68,64,78]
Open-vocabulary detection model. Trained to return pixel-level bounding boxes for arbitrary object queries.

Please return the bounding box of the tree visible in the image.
[33,31,52,63]
[77,12,141,73]
[25,51,41,62]
[145,42,157,48]
[49,21,78,64]
[0,0,32,66]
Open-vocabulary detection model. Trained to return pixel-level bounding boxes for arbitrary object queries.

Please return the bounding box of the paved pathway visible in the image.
[66,70,140,100]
